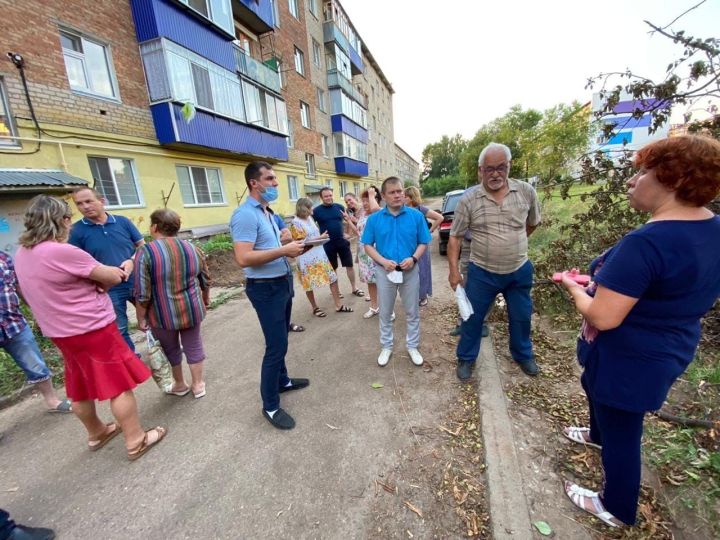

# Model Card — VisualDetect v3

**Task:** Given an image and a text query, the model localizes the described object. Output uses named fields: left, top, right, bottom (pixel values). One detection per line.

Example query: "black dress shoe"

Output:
left=263, top=408, right=295, bottom=430
left=279, top=378, right=310, bottom=393
left=9, top=525, right=56, bottom=540
left=519, top=359, right=540, bottom=376
left=456, top=361, right=473, bottom=380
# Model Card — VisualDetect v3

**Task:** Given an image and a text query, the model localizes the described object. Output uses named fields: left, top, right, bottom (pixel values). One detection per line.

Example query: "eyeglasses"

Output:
left=481, top=164, right=508, bottom=174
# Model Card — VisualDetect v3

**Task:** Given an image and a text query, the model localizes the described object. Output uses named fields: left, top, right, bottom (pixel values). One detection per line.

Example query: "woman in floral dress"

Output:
left=290, top=198, right=353, bottom=317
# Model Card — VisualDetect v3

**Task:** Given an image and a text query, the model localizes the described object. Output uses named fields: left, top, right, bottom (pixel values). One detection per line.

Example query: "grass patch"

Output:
left=201, top=234, right=233, bottom=254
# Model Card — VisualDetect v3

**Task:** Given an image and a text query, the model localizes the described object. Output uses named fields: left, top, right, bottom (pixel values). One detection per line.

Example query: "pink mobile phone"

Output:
left=553, top=271, right=591, bottom=286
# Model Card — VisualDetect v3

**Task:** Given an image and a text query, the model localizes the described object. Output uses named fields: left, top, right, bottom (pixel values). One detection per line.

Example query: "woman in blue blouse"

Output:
left=560, top=135, right=720, bottom=527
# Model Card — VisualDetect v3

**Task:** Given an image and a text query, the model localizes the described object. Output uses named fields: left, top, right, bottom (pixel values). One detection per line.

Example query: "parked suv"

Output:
left=438, top=189, right=465, bottom=255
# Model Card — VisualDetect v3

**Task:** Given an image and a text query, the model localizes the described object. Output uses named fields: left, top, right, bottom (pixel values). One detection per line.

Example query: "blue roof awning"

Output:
left=0, top=169, right=89, bottom=191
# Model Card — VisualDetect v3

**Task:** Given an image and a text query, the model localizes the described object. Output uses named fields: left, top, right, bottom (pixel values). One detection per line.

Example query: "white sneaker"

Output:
left=407, top=348, right=424, bottom=366
left=390, top=312, right=396, bottom=322
left=377, top=348, right=392, bottom=366
left=363, top=307, right=379, bottom=319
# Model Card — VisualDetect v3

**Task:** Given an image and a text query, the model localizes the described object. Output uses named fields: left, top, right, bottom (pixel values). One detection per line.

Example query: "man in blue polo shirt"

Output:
left=362, top=177, right=432, bottom=367
left=312, top=187, right=364, bottom=297
left=69, top=187, right=144, bottom=352
left=231, top=161, right=308, bottom=430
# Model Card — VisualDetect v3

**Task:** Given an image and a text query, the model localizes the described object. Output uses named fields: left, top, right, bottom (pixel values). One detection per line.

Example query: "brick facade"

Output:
left=0, top=0, right=155, bottom=140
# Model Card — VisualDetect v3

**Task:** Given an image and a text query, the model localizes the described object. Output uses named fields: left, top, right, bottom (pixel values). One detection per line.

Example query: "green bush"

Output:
left=202, top=234, right=233, bottom=254
left=420, top=176, right=469, bottom=197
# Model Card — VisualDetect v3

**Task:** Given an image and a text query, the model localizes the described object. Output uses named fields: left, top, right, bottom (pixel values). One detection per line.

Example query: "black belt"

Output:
left=246, top=274, right=290, bottom=284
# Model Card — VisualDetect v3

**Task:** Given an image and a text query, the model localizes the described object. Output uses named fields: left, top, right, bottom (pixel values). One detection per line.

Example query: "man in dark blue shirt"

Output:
left=69, top=187, right=144, bottom=352
left=312, top=187, right=364, bottom=297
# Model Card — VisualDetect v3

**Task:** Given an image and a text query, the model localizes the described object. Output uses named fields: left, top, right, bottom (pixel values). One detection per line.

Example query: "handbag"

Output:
left=142, top=330, right=173, bottom=392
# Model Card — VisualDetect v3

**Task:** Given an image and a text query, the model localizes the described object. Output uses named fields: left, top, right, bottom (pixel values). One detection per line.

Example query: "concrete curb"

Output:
left=477, top=333, right=534, bottom=539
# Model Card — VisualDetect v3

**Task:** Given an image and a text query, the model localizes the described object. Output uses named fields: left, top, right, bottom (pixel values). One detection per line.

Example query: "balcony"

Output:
left=233, top=45, right=281, bottom=94
left=331, top=114, right=368, bottom=143
left=327, top=69, right=365, bottom=107
left=323, top=21, right=364, bottom=75
left=334, top=157, right=368, bottom=177
left=232, top=0, right=274, bottom=34
left=151, top=102, right=288, bottom=161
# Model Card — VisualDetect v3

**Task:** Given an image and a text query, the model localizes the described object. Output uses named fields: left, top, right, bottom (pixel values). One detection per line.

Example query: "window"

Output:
left=305, top=153, right=316, bottom=177
left=176, top=165, right=226, bottom=205
left=293, top=47, right=305, bottom=76
left=300, top=101, right=311, bottom=128
left=87, top=157, right=142, bottom=207
left=340, top=181, right=348, bottom=196
left=271, top=0, right=280, bottom=26
left=316, top=87, right=326, bottom=112
left=0, top=78, right=18, bottom=146
left=140, top=39, right=288, bottom=134
left=324, top=178, right=333, bottom=188
left=334, top=132, right=368, bottom=162
left=353, top=182, right=360, bottom=195
left=60, top=30, right=117, bottom=99
left=308, top=0, right=319, bottom=17
left=321, top=134, right=329, bottom=156
left=287, top=175, right=299, bottom=200
left=289, top=0, right=299, bottom=18
left=178, top=0, right=233, bottom=33
left=312, top=39, right=322, bottom=67
left=287, top=119, right=294, bottom=147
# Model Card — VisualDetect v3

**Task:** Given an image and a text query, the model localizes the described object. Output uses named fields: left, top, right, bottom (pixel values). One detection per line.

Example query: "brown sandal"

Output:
left=127, top=426, right=167, bottom=461
left=88, top=423, right=121, bottom=452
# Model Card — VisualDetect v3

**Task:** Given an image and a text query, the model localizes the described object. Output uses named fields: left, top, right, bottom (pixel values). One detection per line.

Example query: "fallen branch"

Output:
left=654, top=409, right=719, bottom=429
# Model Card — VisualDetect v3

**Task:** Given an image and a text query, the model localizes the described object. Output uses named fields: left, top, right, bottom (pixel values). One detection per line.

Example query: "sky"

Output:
left=340, top=0, right=720, bottom=163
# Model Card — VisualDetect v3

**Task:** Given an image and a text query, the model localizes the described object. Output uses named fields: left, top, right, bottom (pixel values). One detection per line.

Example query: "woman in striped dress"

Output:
left=135, top=209, right=211, bottom=399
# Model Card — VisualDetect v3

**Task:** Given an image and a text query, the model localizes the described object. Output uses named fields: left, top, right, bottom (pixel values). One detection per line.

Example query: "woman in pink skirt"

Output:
left=14, top=195, right=166, bottom=461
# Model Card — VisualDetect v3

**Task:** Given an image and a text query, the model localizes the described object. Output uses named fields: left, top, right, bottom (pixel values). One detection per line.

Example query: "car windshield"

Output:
left=443, top=193, right=463, bottom=213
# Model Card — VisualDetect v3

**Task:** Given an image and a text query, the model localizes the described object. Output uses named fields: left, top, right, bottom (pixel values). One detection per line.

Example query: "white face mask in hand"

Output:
left=387, top=270, right=403, bottom=284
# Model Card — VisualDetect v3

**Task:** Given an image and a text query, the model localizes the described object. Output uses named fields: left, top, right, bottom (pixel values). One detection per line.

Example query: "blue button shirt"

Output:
left=69, top=214, right=143, bottom=267
left=230, top=198, right=290, bottom=279
left=361, top=206, right=432, bottom=262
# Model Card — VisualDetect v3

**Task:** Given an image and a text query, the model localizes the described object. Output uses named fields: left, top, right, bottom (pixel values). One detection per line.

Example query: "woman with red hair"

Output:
left=560, top=135, right=720, bottom=527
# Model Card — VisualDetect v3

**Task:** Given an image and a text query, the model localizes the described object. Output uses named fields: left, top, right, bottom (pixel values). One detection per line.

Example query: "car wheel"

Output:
left=439, top=241, right=447, bottom=256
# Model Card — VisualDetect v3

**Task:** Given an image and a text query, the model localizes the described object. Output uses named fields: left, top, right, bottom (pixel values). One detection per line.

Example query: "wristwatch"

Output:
left=411, top=255, right=418, bottom=264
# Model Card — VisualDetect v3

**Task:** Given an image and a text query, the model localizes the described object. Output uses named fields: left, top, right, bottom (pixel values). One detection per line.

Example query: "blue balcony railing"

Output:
left=327, top=69, right=365, bottom=107
left=233, top=45, right=281, bottom=94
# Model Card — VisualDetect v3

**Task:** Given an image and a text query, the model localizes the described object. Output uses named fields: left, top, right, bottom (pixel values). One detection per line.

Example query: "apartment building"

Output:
left=0, top=0, right=403, bottom=252
left=394, top=144, right=420, bottom=187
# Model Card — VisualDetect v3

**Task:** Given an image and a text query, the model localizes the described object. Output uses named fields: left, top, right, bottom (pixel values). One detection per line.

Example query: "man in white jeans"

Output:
left=361, top=177, right=432, bottom=367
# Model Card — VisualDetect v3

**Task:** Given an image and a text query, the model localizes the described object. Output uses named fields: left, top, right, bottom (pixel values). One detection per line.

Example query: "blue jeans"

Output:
left=0, top=509, right=15, bottom=540
left=1, top=325, right=51, bottom=383
left=245, top=274, right=293, bottom=411
left=457, top=260, right=535, bottom=365
left=109, top=282, right=135, bottom=352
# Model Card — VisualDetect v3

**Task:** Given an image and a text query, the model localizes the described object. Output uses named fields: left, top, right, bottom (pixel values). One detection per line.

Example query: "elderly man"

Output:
left=69, top=187, right=144, bottom=352
left=231, top=161, right=308, bottom=430
left=448, top=143, right=541, bottom=380
left=362, top=176, right=432, bottom=367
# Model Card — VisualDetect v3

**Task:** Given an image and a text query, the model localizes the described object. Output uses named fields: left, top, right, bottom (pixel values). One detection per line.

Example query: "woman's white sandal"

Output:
left=563, top=481, right=622, bottom=528
left=563, top=426, right=602, bottom=449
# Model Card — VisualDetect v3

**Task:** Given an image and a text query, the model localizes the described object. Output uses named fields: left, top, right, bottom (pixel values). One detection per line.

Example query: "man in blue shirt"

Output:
left=69, top=187, right=144, bottom=352
left=231, top=161, right=308, bottom=430
left=312, top=188, right=364, bottom=297
left=362, top=177, right=432, bottom=367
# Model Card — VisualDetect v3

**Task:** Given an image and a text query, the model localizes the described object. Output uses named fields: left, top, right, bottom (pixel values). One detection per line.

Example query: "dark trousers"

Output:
left=582, top=375, right=645, bottom=525
left=0, top=509, right=15, bottom=540
left=245, top=275, right=293, bottom=411
left=457, top=260, right=534, bottom=364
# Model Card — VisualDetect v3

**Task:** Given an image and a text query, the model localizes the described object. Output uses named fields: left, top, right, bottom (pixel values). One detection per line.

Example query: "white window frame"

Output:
left=175, top=165, right=227, bottom=206
left=294, top=47, right=305, bottom=76
left=87, top=156, right=144, bottom=209
left=339, top=181, right=348, bottom=197
left=287, top=119, right=294, bottom=147
left=288, top=0, right=299, bottom=19
left=305, top=153, right=316, bottom=178
left=308, top=0, right=319, bottom=18
left=312, top=39, right=322, bottom=67
left=60, top=29, right=119, bottom=101
left=271, top=0, right=280, bottom=27
left=353, top=182, right=360, bottom=196
left=300, top=101, right=311, bottom=128
left=178, top=0, right=234, bottom=34
left=287, top=175, right=299, bottom=201
left=316, top=87, right=326, bottom=113
left=321, top=134, right=330, bottom=157
left=0, top=77, right=19, bottom=147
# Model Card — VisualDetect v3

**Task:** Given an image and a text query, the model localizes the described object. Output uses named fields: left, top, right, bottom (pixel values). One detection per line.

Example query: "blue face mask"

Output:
left=260, top=186, right=278, bottom=203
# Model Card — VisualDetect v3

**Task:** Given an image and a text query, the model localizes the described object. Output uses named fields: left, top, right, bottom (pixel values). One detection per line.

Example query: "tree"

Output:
left=420, top=134, right=467, bottom=179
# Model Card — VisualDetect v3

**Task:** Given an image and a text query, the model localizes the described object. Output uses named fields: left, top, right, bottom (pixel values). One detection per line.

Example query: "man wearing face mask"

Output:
left=231, top=161, right=308, bottom=430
